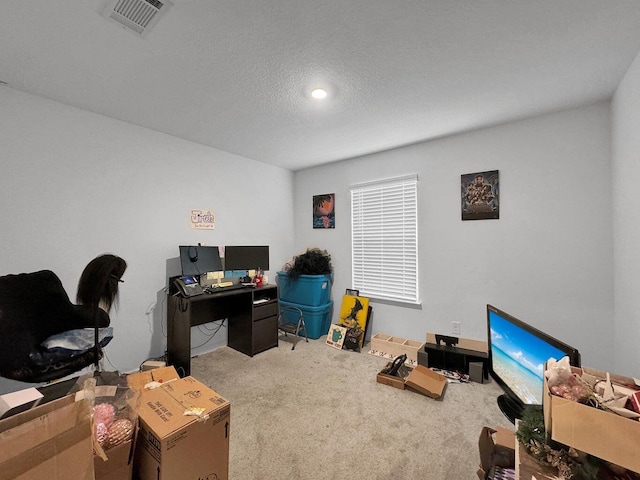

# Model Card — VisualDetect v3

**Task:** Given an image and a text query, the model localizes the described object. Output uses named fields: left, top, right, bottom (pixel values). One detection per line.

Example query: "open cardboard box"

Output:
left=0, top=394, right=94, bottom=479
left=94, top=437, right=136, bottom=480
left=376, top=363, right=447, bottom=399
left=476, top=426, right=515, bottom=480
left=128, top=369, right=231, bottom=480
left=543, top=363, right=640, bottom=473
left=88, top=380, right=141, bottom=480
left=126, top=365, right=180, bottom=392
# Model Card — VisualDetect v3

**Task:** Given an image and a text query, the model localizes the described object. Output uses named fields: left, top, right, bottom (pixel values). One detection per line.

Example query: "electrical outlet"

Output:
left=452, top=321, right=461, bottom=335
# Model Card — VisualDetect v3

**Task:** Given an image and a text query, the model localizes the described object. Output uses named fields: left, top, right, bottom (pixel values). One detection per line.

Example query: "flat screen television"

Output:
left=487, top=304, right=581, bottom=423
left=224, top=245, right=269, bottom=272
left=179, top=245, right=223, bottom=278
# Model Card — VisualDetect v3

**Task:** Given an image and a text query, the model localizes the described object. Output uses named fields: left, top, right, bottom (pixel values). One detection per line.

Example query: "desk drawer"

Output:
left=253, top=315, right=277, bottom=353
left=253, top=302, right=278, bottom=321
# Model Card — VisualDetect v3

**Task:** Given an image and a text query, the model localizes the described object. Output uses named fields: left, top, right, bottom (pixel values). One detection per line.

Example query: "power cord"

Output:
left=191, top=319, right=226, bottom=350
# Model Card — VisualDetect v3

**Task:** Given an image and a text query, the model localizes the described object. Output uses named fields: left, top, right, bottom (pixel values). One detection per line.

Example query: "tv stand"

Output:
left=421, top=341, right=489, bottom=380
left=497, top=393, right=523, bottom=424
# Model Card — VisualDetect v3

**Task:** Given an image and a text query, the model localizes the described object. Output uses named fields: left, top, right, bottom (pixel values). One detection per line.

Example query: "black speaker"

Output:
left=417, top=349, right=428, bottom=367
left=469, top=361, right=485, bottom=384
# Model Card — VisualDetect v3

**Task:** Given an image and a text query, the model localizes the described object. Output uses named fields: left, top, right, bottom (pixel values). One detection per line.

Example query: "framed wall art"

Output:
left=313, top=193, right=335, bottom=229
left=461, top=170, right=499, bottom=220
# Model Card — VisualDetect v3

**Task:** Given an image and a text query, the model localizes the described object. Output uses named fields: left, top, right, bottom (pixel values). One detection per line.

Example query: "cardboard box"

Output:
left=476, top=426, right=515, bottom=480
left=376, top=364, right=447, bottom=399
left=405, top=365, right=448, bottom=399
left=91, top=385, right=139, bottom=480
left=515, top=438, right=558, bottom=480
left=376, top=362, right=412, bottom=390
left=94, top=438, right=135, bottom=480
left=0, top=394, right=94, bottom=480
left=133, top=375, right=231, bottom=480
left=67, top=374, right=142, bottom=480
left=126, top=365, right=180, bottom=392
left=543, top=364, right=640, bottom=473
left=370, top=333, right=425, bottom=363
left=0, top=387, right=43, bottom=420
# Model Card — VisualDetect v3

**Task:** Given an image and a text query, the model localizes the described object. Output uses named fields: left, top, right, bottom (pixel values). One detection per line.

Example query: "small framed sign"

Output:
left=190, top=209, right=215, bottom=230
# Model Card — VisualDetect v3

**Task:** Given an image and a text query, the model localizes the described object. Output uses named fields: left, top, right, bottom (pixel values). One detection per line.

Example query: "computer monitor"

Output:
left=224, top=246, right=269, bottom=271
left=179, top=245, right=223, bottom=278
left=487, top=304, right=580, bottom=423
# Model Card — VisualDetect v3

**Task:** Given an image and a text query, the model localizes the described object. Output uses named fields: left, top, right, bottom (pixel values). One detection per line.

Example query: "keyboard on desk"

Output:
left=205, top=283, right=247, bottom=293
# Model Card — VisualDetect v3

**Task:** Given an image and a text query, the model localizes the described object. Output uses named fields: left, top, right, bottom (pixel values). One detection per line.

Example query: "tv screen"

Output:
left=487, top=304, right=580, bottom=423
left=224, top=246, right=269, bottom=272
left=179, top=245, right=223, bottom=277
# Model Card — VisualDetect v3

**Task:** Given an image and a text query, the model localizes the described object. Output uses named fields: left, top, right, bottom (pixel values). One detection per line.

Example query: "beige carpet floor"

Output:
left=191, top=334, right=514, bottom=480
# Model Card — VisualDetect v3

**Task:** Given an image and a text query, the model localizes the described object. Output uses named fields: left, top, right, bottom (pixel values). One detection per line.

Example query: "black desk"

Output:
left=167, top=284, right=278, bottom=376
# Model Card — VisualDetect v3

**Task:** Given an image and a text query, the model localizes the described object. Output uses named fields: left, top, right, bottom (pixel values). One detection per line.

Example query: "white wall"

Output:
left=0, top=86, right=294, bottom=392
left=294, top=103, right=614, bottom=371
left=612, top=49, right=640, bottom=377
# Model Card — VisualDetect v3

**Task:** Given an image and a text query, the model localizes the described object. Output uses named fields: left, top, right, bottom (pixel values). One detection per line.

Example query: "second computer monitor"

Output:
left=224, top=246, right=269, bottom=271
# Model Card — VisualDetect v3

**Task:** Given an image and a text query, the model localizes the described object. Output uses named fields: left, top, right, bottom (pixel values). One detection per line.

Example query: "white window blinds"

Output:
left=350, top=174, right=419, bottom=304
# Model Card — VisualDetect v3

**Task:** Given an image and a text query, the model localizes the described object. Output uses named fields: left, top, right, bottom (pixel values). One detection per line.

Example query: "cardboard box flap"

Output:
left=94, top=438, right=134, bottom=480
left=478, top=426, right=515, bottom=473
left=405, top=365, right=447, bottom=399
left=0, top=396, right=86, bottom=456
left=0, top=395, right=93, bottom=480
left=0, top=394, right=75, bottom=433
left=127, top=366, right=180, bottom=392
left=138, top=376, right=230, bottom=439
left=581, top=365, right=637, bottom=388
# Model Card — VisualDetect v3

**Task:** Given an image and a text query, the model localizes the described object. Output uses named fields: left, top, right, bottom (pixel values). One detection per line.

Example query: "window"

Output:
left=350, top=174, right=418, bottom=304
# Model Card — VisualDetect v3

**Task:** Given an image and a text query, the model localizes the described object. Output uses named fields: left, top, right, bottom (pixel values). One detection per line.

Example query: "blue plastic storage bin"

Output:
left=278, top=299, right=333, bottom=340
left=276, top=272, right=333, bottom=306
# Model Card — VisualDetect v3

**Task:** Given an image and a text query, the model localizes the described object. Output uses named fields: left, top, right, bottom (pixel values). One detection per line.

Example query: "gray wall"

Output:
left=294, top=102, right=614, bottom=371
left=0, top=87, right=295, bottom=392
left=612, top=48, right=640, bottom=377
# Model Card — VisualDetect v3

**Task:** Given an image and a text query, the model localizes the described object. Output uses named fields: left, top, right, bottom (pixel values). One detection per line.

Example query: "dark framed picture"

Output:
left=461, top=170, right=499, bottom=220
left=313, top=193, right=335, bottom=229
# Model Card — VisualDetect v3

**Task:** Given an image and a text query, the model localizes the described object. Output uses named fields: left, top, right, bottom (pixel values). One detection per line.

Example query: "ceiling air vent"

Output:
left=101, top=0, right=173, bottom=37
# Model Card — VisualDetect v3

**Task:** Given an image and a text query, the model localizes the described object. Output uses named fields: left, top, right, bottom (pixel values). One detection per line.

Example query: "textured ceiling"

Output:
left=2, top=1, right=640, bottom=171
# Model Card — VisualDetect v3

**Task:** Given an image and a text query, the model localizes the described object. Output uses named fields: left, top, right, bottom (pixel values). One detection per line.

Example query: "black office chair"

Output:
left=277, top=305, right=308, bottom=350
left=0, top=270, right=111, bottom=383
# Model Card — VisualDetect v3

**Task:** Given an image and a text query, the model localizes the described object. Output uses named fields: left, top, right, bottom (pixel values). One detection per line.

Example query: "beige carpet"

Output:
left=191, top=334, right=514, bottom=480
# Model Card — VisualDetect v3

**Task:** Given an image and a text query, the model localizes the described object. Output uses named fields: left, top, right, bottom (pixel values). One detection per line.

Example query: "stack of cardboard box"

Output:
left=0, top=366, right=231, bottom=480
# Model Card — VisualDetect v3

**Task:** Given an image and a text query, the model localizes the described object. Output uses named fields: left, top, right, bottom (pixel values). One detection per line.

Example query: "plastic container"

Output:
left=278, top=299, right=334, bottom=340
left=276, top=271, right=333, bottom=306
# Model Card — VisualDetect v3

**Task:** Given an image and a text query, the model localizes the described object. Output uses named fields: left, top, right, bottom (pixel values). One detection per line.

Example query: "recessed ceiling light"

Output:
left=311, top=88, right=328, bottom=99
